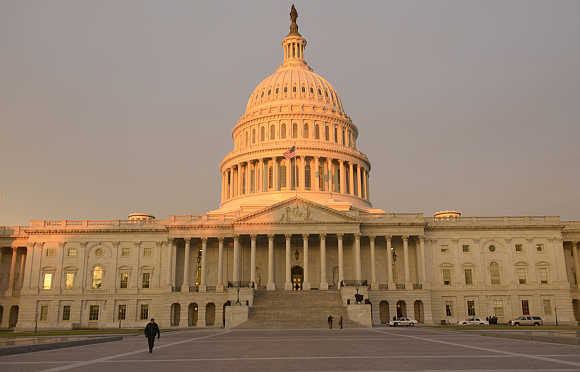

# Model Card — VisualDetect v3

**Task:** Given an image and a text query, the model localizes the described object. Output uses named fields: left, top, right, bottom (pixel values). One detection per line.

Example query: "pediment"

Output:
left=234, top=197, right=356, bottom=225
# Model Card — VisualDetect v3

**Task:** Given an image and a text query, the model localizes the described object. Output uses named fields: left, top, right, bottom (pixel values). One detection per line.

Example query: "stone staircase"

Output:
left=236, top=289, right=361, bottom=329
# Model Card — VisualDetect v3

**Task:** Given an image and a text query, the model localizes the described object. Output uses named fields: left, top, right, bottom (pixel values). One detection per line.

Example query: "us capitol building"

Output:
left=1, top=7, right=579, bottom=329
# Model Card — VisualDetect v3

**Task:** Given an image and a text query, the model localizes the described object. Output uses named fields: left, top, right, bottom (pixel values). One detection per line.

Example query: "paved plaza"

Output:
left=0, top=327, right=579, bottom=372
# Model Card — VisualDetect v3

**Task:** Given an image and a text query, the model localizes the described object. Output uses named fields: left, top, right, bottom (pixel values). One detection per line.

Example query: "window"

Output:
left=517, top=268, right=527, bottom=284
left=293, top=86, right=296, bottom=92
left=304, top=164, right=311, bottom=190
left=440, top=245, right=449, bottom=254
left=142, top=272, right=151, bottom=289
left=40, top=305, right=48, bottom=321
left=42, top=273, right=53, bottom=290
left=515, top=244, right=523, bottom=253
left=67, top=247, right=77, bottom=256
left=267, top=89, right=271, bottom=96
left=275, top=87, right=279, bottom=94
left=250, top=169, right=255, bottom=193
left=341, top=129, right=345, bottom=145
left=121, top=247, right=130, bottom=257
left=310, top=87, right=314, bottom=94
left=89, top=305, right=99, bottom=321
left=303, top=123, right=309, bottom=138
left=467, top=300, right=476, bottom=316
left=314, top=124, right=320, bottom=139
left=140, top=304, right=149, bottom=320
left=65, top=272, right=75, bottom=289
left=462, top=245, right=470, bottom=253
left=301, top=86, right=305, bottom=93
left=493, top=299, right=504, bottom=316
left=442, top=269, right=451, bottom=286
left=324, top=126, right=329, bottom=141
left=464, top=268, right=473, bottom=286
left=543, top=299, right=552, bottom=315
left=490, top=262, right=500, bottom=285
left=270, top=125, right=275, bottom=139
left=62, top=305, right=71, bottom=321
left=334, top=126, right=338, bottom=143
left=284, top=87, right=287, bottom=93
left=445, top=302, right=453, bottom=317
left=268, top=166, right=273, bottom=189
left=143, top=247, right=152, bottom=257
left=252, top=128, right=256, bottom=143
left=45, top=248, right=55, bottom=257
left=118, top=304, right=127, bottom=321
left=260, top=126, right=265, bottom=141
left=279, top=165, right=287, bottom=188
left=281, top=123, right=286, bottom=139
left=292, top=123, right=298, bottom=138
left=539, top=268, right=548, bottom=284
left=92, top=266, right=103, bottom=289
left=120, top=272, right=129, bottom=289
left=318, top=88, right=322, bottom=95
left=489, top=245, right=496, bottom=252
left=536, top=243, right=544, bottom=252
left=521, top=300, right=530, bottom=315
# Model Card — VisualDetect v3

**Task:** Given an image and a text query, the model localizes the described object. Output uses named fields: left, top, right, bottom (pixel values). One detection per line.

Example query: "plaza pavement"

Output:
left=0, top=327, right=579, bottom=372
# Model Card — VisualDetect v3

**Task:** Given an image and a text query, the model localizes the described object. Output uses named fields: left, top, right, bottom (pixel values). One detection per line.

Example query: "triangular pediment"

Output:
left=234, top=197, right=357, bottom=225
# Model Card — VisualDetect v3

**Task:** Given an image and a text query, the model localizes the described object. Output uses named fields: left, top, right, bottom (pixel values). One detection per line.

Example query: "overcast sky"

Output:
left=1, top=0, right=579, bottom=226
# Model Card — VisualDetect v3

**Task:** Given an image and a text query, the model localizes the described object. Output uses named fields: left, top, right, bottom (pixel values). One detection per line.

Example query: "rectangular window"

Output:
left=440, top=245, right=449, bottom=254
left=536, top=243, right=544, bottom=252
left=543, top=299, right=552, bottom=315
left=140, top=304, right=149, bottom=320
left=43, top=273, right=53, bottom=290
left=467, top=300, right=476, bottom=316
left=118, top=304, right=127, bottom=321
left=67, top=247, right=77, bottom=256
left=142, top=273, right=151, bottom=289
left=462, top=244, right=470, bottom=253
left=62, top=305, right=71, bottom=321
left=442, top=269, right=451, bottom=286
left=304, top=165, right=311, bottom=190
left=521, top=300, right=530, bottom=315
left=518, top=268, right=527, bottom=284
left=515, top=244, right=523, bottom=253
left=65, top=272, right=75, bottom=289
left=268, top=166, right=273, bottom=189
left=324, top=126, right=329, bottom=141
left=39, top=305, right=48, bottom=321
left=445, top=302, right=453, bottom=317
left=334, top=126, right=338, bottom=143
left=120, top=272, right=129, bottom=289
left=89, top=305, right=99, bottom=321
left=121, top=247, right=131, bottom=257
left=279, top=165, right=286, bottom=188
left=143, top=247, right=152, bottom=257
left=250, top=169, right=255, bottom=193
left=464, top=268, right=473, bottom=286
left=539, top=268, right=548, bottom=284
left=493, top=299, right=504, bottom=317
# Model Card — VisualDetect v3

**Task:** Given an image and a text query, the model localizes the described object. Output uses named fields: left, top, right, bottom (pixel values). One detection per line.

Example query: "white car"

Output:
left=457, top=318, right=489, bottom=326
left=388, top=317, right=418, bottom=327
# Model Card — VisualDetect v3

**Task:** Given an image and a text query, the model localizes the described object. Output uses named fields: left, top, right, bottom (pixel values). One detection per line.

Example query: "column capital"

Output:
left=368, top=234, right=376, bottom=240
left=336, top=233, right=344, bottom=238
left=385, top=234, right=392, bottom=240
left=111, top=241, right=121, bottom=248
left=320, top=233, right=327, bottom=239
left=402, top=235, right=409, bottom=241
left=302, top=234, right=309, bottom=239
left=217, top=237, right=224, bottom=243
left=250, top=234, right=257, bottom=240
left=268, top=234, right=275, bottom=240
left=201, top=237, right=208, bottom=243
left=284, top=234, right=291, bottom=240
left=354, top=233, right=361, bottom=239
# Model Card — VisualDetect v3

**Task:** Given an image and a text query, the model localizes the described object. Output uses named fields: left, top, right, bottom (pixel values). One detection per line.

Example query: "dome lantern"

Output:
left=280, top=5, right=309, bottom=71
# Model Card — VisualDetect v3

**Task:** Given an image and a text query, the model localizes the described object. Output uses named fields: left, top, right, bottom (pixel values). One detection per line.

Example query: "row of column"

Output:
left=172, top=234, right=425, bottom=292
left=3, top=247, right=26, bottom=297
left=221, top=156, right=370, bottom=201
left=568, top=241, right=580, bottom=287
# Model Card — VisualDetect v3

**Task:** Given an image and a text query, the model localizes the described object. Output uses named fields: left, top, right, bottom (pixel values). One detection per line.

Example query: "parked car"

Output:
left=509, top=316, right=543, bottom=326
left=457, top=318, right=489, bottom=326
left=388, top=317, right=418, bottom=327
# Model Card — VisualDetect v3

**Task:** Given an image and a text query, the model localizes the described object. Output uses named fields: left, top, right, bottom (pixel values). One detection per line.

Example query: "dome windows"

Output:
left=292, top=123, right=298, bottom=138
left=260, top=127, right=265, bottom=141
left=261, top=91, right=264, bottom=98
left=310, top=87, right=314, bottom=94
left=301, top=87, right=305, bottom=93
left=314, top=124, right=320, bottom=139
left=303, top=123, right=309, bottom=138
left=268, top=89, right=271, bottom=96
left=270, top=125, right=275, bottom=140
left=284, top=87, right=288, bottom=93
left=280, top=123, right=287, bottom=139
left=325, top=90, right=328, bottom=97
left=276, top=88, right=279, bottom=94
left=293, top=86, right=296, bottom=93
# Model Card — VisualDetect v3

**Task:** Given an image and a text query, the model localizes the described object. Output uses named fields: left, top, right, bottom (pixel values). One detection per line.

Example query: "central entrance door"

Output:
left=291, top=265, right=304, bottom=291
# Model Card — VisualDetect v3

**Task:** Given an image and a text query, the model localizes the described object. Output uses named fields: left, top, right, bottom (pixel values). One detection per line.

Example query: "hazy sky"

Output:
left=1, top=0, right=579, bottom=226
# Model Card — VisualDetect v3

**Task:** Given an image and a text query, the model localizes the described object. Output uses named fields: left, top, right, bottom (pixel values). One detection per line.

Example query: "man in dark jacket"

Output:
left=144, top=318, right=160, bottom=353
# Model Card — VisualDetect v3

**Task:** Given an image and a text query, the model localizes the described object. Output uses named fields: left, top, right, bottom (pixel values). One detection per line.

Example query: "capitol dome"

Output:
left=217, top=5, right=373, bottom=213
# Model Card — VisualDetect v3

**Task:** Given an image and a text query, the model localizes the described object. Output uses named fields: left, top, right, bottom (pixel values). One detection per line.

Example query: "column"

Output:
left=18, top=249, right=26, bottom=289
left=403, top=235, right=410, bottom=288
left=386, top=236, right=394, bottom=288
left=349, top=162, right=354, bottom=195
left=181, top=238, right=191, bottom=292
left=239, top=163, right=244, bottom=196
left=361, top=168, right=367, bottom=199
left=258, top=158, right=263, bottom=192
left=338, top=234, right=344, bottom=286
left=314, top=157, right=320, bottom=192
left=7, top=247, right=18, bottom=296
left=229, top=169, right=233, bottom=199
left=419, top=236, right=426, bottom=287
left=572, top=241, right=580, bottom=287
left=267, top=235, right=275, bottom=290
left=299, top=156, right=305, bottom=190
left=217, top=238, right=224, bottom=292
left=286, top=158, right=291, bottom=189
left=169, top=239, right=176, bottom=289
left=285, top=235, right=292, bottom=290
left=233, top=235, right=240, bottom=283
left=22, top=243, right=35, bottom=291
left=366, top=170, right=370, bottom=201
left=354, top=234, right=362, bottom=283
left=320, top=234, right=328, bottom=290
left=199, top=238, right=207, bottom=292
left=370, top=235, right=377, bottom=289
left=303, top=234, right=311, bottom=290
left=250, top=235, right=257, bottom=287
left=272, top=157, right=278, bottom=190
left=339, top=160, right=345, bottom=194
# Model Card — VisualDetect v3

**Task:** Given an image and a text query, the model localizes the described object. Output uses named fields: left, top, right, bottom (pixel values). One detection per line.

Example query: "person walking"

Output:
left=328, top=315, right=334, bottom=329
left=144, top=318, right=160, bottom=353
left=339, top=316, right=343, bottom=329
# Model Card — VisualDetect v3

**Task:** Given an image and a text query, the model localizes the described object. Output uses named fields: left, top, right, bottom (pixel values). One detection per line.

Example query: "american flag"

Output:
left=283, top=146, right=296, bottom=159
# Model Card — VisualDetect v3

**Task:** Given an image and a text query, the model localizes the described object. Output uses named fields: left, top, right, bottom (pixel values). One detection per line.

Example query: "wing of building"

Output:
left=1, top=6, right=580, bottom=329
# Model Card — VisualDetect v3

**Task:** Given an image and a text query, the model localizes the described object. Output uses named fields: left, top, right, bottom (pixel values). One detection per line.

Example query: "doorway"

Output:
left=9, top=305, right=19, bottom=328
left=291, top=265, right=304, bottom=291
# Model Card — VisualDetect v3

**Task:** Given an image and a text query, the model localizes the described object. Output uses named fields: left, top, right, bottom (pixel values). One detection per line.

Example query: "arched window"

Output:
left=304, top=163, right=311, bottom=190
left=314, top=124, right=320, bottom=139
left=252, top=129, right=256, bottom=144
left=260, top=127, right=265, bottom=141
left=303, top=123, right=309, bottom=138
left=292, top=123, right=298, bottom=138
left=324, top=126, right=329, bottom=141
left=281, top=123, right=287, bottom=139
left=92, top=266, right=103, bottom=289
left=245, top=132, right=248, bottom=147
left=490, top=262, right=501, bottom=285
left=270, top=125, right=275, bottom=140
